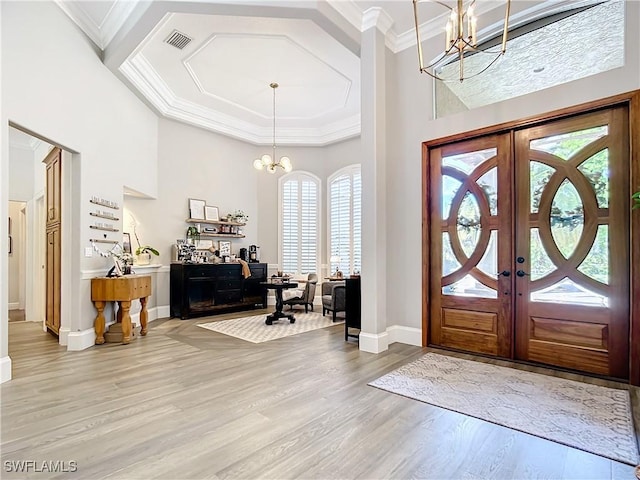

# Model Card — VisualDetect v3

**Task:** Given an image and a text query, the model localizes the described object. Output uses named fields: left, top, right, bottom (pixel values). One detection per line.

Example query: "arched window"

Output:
left=279, top=172, right=320, bottom=274
left=328, top=165, right=361, bottom=276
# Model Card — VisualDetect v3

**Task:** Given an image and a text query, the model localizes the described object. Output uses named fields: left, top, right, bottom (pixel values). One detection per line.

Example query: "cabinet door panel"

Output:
left=46, top=228, right=61, bottom=333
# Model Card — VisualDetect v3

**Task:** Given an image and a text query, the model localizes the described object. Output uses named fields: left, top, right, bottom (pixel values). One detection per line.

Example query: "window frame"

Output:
left=327, top=164, right=361, bottom=276
left=278, top=171, right=322, bottom=275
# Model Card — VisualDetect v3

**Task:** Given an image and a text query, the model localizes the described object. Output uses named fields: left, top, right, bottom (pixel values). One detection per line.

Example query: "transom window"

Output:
left=435, top=0, right=625, bottom=118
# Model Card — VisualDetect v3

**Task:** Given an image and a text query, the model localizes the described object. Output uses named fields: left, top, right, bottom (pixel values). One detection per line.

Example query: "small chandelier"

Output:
left=253, top=82, right=293, bottom=174
left=413, top=0, right=511, bottom=82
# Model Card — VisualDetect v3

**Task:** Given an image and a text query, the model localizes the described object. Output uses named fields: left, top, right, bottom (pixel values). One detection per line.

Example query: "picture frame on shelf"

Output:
left=195, top=239, right=214, bottom=250
left=205, top=205, right=220, bottom=222
left=219, top=240, right=231, bottom=257
left=122, top=233, right=132, bottom=254
left=189, top=198, right=206, bottom=220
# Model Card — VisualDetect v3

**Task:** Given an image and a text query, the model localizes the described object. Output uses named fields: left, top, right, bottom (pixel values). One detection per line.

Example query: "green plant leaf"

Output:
left=632, top=190, right=640, bottom=209
left=136, top=246, right=159, bottom=256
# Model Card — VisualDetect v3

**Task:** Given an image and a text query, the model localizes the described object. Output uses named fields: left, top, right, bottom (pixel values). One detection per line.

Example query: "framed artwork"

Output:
left=205, top=205, right=220, bottom=222
left=195, top=239, right=214, bottom=250
left=188, top=198, right=206, bottom=220
left=122, top=233, right=132, bottom=254
left=218, top=240, right=231, bottom=257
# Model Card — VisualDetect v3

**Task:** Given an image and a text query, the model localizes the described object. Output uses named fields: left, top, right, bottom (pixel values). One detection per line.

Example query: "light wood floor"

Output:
left=8, top=309, right=25, bottom=322
left=2, top=310, right=638, bottom=480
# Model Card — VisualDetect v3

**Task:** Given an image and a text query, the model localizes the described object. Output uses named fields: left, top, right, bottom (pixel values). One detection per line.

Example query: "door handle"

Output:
left=497, top=270, right=511, bottom=277
left=516, top=270, right=529, bottom=277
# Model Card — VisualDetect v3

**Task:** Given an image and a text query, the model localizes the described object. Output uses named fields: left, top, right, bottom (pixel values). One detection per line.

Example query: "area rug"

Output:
left=197, top=312, right=343, bottom=343
left=369, top=353, right=639, bottom=465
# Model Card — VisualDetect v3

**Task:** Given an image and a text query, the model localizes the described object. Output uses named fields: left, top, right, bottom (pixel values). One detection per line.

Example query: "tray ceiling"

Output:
left=54, top=0, right=600, bottom=146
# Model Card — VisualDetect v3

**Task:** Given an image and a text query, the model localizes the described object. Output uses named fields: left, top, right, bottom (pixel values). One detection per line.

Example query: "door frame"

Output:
left=422, top=90, right=640, bottom=386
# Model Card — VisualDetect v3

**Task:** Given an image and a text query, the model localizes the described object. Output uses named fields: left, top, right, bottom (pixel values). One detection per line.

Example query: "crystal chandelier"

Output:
left=253, top=82, right=293, bottom=174
left=413, top=0, right=511, bottom=82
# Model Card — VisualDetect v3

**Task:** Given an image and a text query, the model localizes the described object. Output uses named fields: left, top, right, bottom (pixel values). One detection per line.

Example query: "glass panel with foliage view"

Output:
left=435, top=1, right=624, bottom=118
left=528, top=127, right=610, bottom=307
left=441, top=149, right=498, bottom=299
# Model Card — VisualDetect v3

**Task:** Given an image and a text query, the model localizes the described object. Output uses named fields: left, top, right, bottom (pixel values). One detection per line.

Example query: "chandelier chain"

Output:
left=253, top=82, right=292, bottom=173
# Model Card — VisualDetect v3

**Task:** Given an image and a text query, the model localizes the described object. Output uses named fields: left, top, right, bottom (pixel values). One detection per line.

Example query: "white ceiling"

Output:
left=54, top=0, right=601, bottom=146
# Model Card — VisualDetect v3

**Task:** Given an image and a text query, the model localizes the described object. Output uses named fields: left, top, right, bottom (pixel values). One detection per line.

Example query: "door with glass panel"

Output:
left=428, top=106, right=630, bottom=378
left=429, top=135, right=513, bottom=358
left=514, top=107, right=629, bottom=378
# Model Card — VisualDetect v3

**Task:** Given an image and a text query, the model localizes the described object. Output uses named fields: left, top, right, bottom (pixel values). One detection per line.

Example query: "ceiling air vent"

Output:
left=165, top=30, right=192, bottom=50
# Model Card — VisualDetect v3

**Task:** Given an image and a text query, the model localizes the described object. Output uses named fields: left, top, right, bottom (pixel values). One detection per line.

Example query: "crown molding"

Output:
left=54, top=0, right=102, bottom=48
left=362, top=7, right=394, bottom=35
left=327, top=0, right=362, bottom=33
left=121, top=54, right=360, bottom=146
left=101, top=1, right=140, bottom=48
left=54, top=0, right=140, bottom=49
left=120, top=55, right=175, bottom=114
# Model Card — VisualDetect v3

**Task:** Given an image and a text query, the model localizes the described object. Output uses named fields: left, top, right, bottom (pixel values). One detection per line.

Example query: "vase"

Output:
left=136, top=253, right=151, bottom=265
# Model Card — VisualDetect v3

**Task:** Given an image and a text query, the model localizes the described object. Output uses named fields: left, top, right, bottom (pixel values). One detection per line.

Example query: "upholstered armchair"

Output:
left=283, top=273, right=318, bottom=313
left=321, top=281, right=346, bottom=322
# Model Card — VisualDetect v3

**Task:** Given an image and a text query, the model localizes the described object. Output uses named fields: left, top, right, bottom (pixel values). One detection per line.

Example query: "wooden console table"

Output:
left=91, top=275, right=151, bottom=344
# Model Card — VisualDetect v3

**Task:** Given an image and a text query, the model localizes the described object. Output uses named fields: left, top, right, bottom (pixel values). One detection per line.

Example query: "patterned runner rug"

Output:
left=369, top=352, right=639, bottom=465
left=197, top=312, right=342, bottom=343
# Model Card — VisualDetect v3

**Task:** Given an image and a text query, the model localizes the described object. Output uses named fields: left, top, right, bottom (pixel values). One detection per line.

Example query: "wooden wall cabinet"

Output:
left=170, top=263, right=267, bottom=319
left=44, top=147, right=62, bottom=334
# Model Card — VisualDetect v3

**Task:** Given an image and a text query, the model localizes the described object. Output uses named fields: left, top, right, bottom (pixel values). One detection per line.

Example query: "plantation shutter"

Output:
left=281, top=173, right=319, bottom=274
left=329, top=166, right=361, bottom=275
left=352, top=170, right=361, bottom=272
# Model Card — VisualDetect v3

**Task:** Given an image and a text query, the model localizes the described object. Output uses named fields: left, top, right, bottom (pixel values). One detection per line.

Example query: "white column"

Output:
left=359, top=8, right=393, bottom=353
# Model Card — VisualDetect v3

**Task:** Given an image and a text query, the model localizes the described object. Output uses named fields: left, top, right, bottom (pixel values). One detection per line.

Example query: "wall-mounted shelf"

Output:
left=90, top=238, right=119, bottom=244
left=90, top=212, right=120, bottom=221
left=186, top=218, right=245, bottom=238
left=185, top=218, right=246, bottom=226
left=198, top=233, right=246, bottom=239
left=90, top=225, right=119, bottom=232
left=90, top=198, right=119, bottom=210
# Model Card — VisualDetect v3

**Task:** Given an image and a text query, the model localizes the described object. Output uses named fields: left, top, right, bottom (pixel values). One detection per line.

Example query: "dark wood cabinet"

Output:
left=345, top=277, right=361, bottom=341
left=170, top=263, right=267, bottom=319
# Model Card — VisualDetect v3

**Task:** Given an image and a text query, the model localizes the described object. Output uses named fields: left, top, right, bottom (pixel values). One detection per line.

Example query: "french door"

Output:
left=428, top=106, right=630, bottom=379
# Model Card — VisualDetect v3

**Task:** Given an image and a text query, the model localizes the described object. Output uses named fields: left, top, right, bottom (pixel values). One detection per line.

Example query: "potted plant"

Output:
left=133, top=230, right=159, bottom=265
left=633, top=189, right=640, bottom=210
left=186, top=225, right=200, bottom=245
left=227, top=210, right=249, bottom=223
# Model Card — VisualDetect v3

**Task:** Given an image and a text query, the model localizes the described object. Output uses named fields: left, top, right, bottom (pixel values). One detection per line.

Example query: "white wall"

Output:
left=1, top=0, right=159, bottom=366
left=124, top=119, right=361, bottom=311
left=385, top=1, right=640, bottom=333
left=8, top=145, right=33, bottom=202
